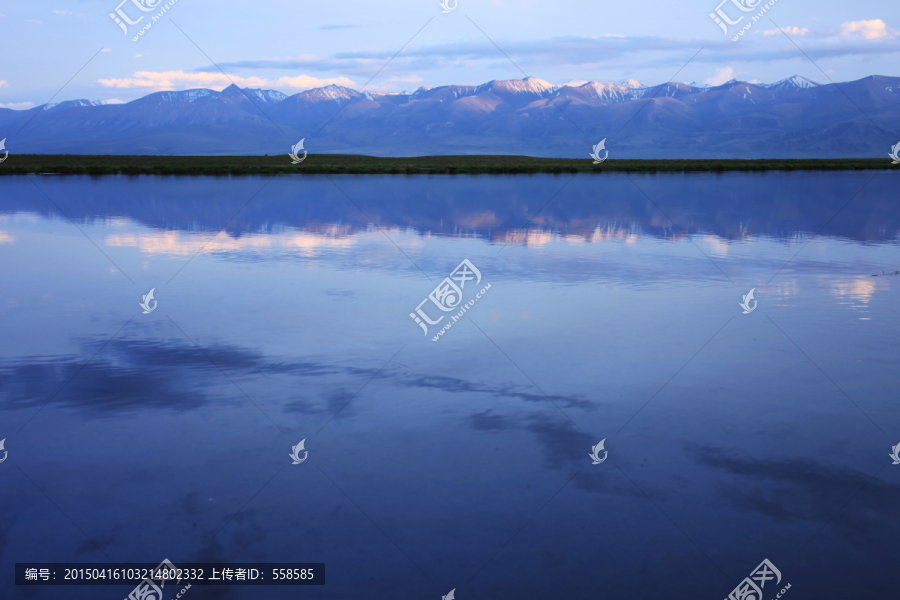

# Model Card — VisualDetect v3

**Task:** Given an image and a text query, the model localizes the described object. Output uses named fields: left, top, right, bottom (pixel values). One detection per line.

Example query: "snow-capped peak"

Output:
left=617, top=78, right=644, bottom=89
left=559, top=79, right=589, bottom=88
left=410, top=86, right=433, bottom=99
left=241, top=88, right=288, bottom=104
left=487, top=77, right=555, bottom=95
left=43, top=99, right=114, bottom=110
left=301, top=84, right=359, bottom=101
left=759, top=75, right=820, bottom=90
left=153, top=89, right=216, bottom=103
left=573, top=81, right=648, bottom=103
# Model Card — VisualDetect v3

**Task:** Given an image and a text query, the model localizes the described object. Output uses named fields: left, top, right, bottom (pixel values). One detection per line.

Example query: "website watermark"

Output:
left=740, top=288, right=757, bottom=314
left=109, top=0, right=180, bottom=42
left=124, top=559, right=189, bottom=600
left=709, top=0, right=778, bottom=41
left=589, top=439, right=608, bottom=464
left=289, top=139, right=307, bottom=164
left=0, top=138, right=8, bottom=164
left=140, top=288, right=157, bottom=314
left=590, top=139, right=608, bottom=164
left=409, top=259, right=490, bottom=342
left=725, top=559, right=789, bottom=600
left=290, top=439, right=308, bottom=464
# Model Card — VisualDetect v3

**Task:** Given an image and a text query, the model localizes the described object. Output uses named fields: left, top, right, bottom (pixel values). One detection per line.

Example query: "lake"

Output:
left=1, top=172, right=898, bottom=599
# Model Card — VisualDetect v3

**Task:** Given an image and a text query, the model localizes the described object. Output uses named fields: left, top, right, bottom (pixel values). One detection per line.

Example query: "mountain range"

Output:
left=1, top=75, right=898, bottom=158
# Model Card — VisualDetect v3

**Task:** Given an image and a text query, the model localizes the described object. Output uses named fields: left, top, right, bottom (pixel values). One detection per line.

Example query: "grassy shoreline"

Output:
left=0, top=154, right=895, bottom=175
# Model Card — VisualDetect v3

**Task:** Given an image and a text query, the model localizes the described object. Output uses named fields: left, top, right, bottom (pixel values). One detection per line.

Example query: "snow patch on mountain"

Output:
left=300, top=84, right=359, bottom=102
left=576, top=81, right=647, bottom=103
left=241, top=88, right=288, bottom=105
left=153, top=89, right=217, bottom=103
left=617, top=78, right=644, bottom=89
left=759, top=75, right=820, bottom=90
left=43, top=99, right=112, bottom=110
left=477, top=77, right=555, bottom=96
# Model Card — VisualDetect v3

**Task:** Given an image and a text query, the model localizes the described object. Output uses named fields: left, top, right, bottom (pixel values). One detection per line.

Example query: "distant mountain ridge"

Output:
left=758, top=75, right=820, bottom=90
left=1, top=74, right=898, bottom=158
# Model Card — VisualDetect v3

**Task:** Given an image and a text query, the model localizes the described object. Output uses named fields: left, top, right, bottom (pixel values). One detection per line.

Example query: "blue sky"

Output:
left=1, top=0, right=898, bottom=108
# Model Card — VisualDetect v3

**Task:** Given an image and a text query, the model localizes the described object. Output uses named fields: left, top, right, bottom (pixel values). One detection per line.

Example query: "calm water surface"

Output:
left=1, top=172, right=899, bottom=599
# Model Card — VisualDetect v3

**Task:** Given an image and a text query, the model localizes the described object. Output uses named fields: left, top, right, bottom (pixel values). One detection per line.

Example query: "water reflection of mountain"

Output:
left=1, top=172, right=897, bottom=243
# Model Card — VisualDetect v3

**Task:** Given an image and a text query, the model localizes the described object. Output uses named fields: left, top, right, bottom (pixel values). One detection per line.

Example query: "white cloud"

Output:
left=761, top=26, right=809, bottom=36
left=705, top=67, right=734, bottom=86
left=134, top=54, right=143, bottom=58
left=101, top=48, right=111, bottom=52
left=28, top=20, right=45, bottom=24
left=274, top=75, right=356, bottom=90
left=838, top=19, right=895, bottom=39
left=387, top=75, right=424, bottom=84
left=0, top=102, right=35, bottom=110
left=0, top=80, right=6, bottom=88
left=98, top=70, right=355, bottom=92
left=98, top=71, right=273, bottom=91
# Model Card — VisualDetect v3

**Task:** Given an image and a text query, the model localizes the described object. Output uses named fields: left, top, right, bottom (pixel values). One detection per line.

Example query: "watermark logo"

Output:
left=110, top=0, right=160, bottom=35
left=290, top=439, right=308, bottom=464
left=140, top=288, right=157, bottom=314
left=710, top=0, right=757, bottom=35
left=890, top=443, right=900, bottom=465
left=725, top=559, right=789, bottom=600
left=0, top=138, right=8, bottom=164
left=589, top=439, right=608, bottom=464
left=126, top=558, right=185, bottom=600
left=442, top=589, right=456, bottom=600
left=110, top=0, right=179, bottom=41
left=890, top=142, right=900, bottom=165
left=711, top=0, right=778, bottom=41
left=289, top=139, right=307, bottom=164
left=439, top=0, right=458, bottom=13
left=590, top=139, right=608, bottom=164
left=740, top=288, right=757, bottom=314
left=0, top=439, right=7, bottom=464
left=409, top=259, right=491, bottom=342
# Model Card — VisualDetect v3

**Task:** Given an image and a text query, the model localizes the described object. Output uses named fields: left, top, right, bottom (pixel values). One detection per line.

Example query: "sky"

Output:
left=0, top=0, right=898, bottom=108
